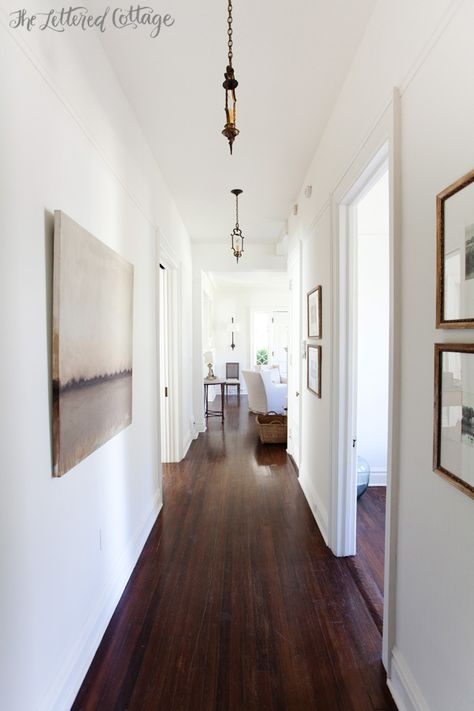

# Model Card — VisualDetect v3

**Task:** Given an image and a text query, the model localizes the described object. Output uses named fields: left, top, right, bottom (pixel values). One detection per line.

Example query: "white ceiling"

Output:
left=98, top=0, right=376, bottom=243
left=210, top=270, right=288, bottom=291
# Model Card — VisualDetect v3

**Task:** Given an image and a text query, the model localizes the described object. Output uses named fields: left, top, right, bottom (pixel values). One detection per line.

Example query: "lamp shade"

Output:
left=203, top=350, right=214, bottom=364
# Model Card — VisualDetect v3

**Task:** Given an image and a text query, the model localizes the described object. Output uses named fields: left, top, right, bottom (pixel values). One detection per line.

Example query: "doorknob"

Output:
left=296, top=391, right=300, bottom=397
left=352, top=438, right=357, bottom=448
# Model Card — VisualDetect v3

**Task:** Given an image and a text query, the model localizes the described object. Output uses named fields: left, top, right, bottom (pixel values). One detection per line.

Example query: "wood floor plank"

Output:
left=344, top=487, right=387, bottom=634
left=72, top=396, right=396, bottom=711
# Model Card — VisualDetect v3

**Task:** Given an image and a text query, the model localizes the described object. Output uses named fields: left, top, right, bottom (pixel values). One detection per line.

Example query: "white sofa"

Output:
left=242, top=370, right=287, bottom=415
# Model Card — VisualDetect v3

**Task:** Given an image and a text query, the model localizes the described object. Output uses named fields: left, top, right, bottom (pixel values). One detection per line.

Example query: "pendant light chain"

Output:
left=227, top=0, right=233, bottom=66
left=222, top=0, right=239, bottom=153
left=235, top=190, right=239, bottom=229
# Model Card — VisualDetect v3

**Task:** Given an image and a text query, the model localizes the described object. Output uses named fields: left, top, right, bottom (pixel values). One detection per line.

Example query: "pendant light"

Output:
left=222, top=0, right=239, bottom=154
left=230, top=189, right=244, bottom=262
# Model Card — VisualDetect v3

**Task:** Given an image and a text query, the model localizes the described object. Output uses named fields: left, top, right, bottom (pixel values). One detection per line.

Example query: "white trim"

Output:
left=159, top=227, right=182, bottom=271
left=39, top=493, right=163, bottom=711
left=305, top=199, right=331, bottom=237
left=398, top=0, right=465, bottom=98
left=287, top=243, right=303, bottom=468
left=387, top=647, right=430, bottom=711
left=194, top=420, right=206, bottom=435
left=192, top=272, right=206, bottom=433
left=329, top=90, right=401, bottom=675
left=383, top=89, right=402, bottom=672
left=182, top=429, right=194, bottom=458
left=158, top=230, right=183, bottom=463
left=368, top=469, right=387, bottom=487
left=298, top=474, right=329, bottom=545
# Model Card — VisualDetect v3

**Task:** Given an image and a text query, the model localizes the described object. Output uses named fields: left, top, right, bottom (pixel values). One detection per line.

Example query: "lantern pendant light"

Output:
left=230, top=189, right=244, bottom=262
left=222, top=0, right=239, bottom=154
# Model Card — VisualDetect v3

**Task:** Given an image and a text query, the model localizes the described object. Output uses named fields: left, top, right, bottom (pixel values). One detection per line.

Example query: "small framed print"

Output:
left=436, top=169, right=474, bottom=328
left=434, top=343, right=474, bottom=499
left=307, top=344, right=321, bottom=398
left=307, top=285, right=322, bottom=339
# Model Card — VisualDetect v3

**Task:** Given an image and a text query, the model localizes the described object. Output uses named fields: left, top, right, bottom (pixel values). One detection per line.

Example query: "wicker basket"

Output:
left=255, top=412, right=288, bottom=444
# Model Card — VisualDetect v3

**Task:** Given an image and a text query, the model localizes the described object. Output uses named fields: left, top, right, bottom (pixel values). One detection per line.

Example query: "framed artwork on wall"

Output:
left=433, top=343, right=474, bottom=499
left=52, top=211, right=134, bottom=477
left=436, top=168, right=474, bottom=328
left=307, top=285, right=322, bottom=338
left=307, top=344, right=321, bottom=398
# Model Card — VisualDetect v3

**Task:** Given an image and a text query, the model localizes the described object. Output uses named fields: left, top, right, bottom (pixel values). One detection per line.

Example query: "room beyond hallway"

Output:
left=73, top=396, right=395, bottom=711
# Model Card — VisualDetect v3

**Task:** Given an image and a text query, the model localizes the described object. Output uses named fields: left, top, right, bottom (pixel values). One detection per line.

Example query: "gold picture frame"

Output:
left=307, top=344, right=321, bottom=398
left=436, top=169, right=474, bottom=328
left=307, top=285, right=322, bottom=339
left=433, top=343, right=474, bottom=499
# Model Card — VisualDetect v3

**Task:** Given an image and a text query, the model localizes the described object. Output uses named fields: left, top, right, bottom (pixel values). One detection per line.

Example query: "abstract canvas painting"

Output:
left=52, top=211, right=134, bottom=477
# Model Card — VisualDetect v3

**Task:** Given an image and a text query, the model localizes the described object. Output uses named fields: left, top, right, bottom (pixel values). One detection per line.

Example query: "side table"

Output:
left=204, top=378, right=225, bottom=421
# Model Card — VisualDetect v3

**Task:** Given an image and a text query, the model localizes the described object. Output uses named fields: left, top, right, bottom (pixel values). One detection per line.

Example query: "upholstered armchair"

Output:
left=242, top=370, right=287, bottom=415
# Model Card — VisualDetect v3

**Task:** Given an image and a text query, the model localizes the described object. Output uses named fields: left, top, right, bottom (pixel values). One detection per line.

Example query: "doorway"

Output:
left=250, top=308, right=289, bottom=376
left=158, top=260, right=181, bottom=463
left=331, top=116, right=400, bottom=670
left=288, top=246, right=302, bottom=469
left=159, top=265, right=171, bottom=462
left=352, top=168, right=390, bottom=630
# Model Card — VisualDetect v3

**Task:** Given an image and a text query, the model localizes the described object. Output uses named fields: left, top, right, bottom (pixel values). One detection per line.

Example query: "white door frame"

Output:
left=159, top=265, right=171, bottom=462
left=287, top=242, right=303, bottom=468
left=157, top=230, right=182, bottom=463
left=329, top=89, right=401, bottom=671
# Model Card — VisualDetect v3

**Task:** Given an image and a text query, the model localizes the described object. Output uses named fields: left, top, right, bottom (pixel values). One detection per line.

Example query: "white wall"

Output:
left=356, top=172, right=390, bottom=484
left=288, top=1, right=474, bottom=709
left=0, top=14, right=192, bottom=711
left=298, top=209, right=332, bottom=543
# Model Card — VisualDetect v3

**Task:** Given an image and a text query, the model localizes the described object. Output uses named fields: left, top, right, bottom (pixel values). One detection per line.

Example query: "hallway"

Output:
left=73, top=397, right=395, bottom=711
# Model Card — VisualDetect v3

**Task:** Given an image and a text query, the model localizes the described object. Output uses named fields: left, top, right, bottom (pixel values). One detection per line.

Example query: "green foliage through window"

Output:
left=256, top=348, right=269, bottom=366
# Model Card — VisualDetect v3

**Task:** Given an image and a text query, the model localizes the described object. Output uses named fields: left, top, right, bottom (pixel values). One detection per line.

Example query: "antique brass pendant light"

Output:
left=230, top=189, right=244, bottom=262
left=222, top=0, right=239, bottom=154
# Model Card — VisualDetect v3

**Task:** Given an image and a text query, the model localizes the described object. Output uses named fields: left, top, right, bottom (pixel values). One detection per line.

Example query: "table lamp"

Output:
left=203, top=350, right=216, bottom=379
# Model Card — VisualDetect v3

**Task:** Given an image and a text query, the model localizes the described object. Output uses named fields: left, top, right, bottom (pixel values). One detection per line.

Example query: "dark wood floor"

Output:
left=345, top=488, right=386, bottom=633
left=73, top=396, right=396, bottom=711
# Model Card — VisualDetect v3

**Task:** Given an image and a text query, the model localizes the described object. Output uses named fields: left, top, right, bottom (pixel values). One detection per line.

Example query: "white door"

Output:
left=287, top=246, right=302, bottom=468
left=159, top=265, right=171, bottom=462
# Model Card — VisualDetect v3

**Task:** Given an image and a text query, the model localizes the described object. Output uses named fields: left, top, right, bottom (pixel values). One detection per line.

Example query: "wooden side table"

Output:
left=204, top=379, right=225, bottom=421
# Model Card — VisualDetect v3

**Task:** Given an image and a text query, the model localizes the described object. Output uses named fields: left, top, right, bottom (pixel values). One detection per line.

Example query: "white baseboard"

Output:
left=194, top=419, right=206, bottom=436
left=387, top=647, right=430, bottom=711
left=182, top=429, right=193, bottom=458
left=369, top=468, right=387, bottom=486
left=298, top=473, right=329, bottom=545
left=40, top=492, right=163, bottom=711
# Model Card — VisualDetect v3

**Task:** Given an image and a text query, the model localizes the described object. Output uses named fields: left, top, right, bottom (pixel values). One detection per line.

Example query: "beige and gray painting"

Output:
left=52, top=211, right=134, bottom=477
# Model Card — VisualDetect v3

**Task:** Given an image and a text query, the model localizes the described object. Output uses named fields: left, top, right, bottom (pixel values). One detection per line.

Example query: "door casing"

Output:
left=329, top=90, right=401, bottom=672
